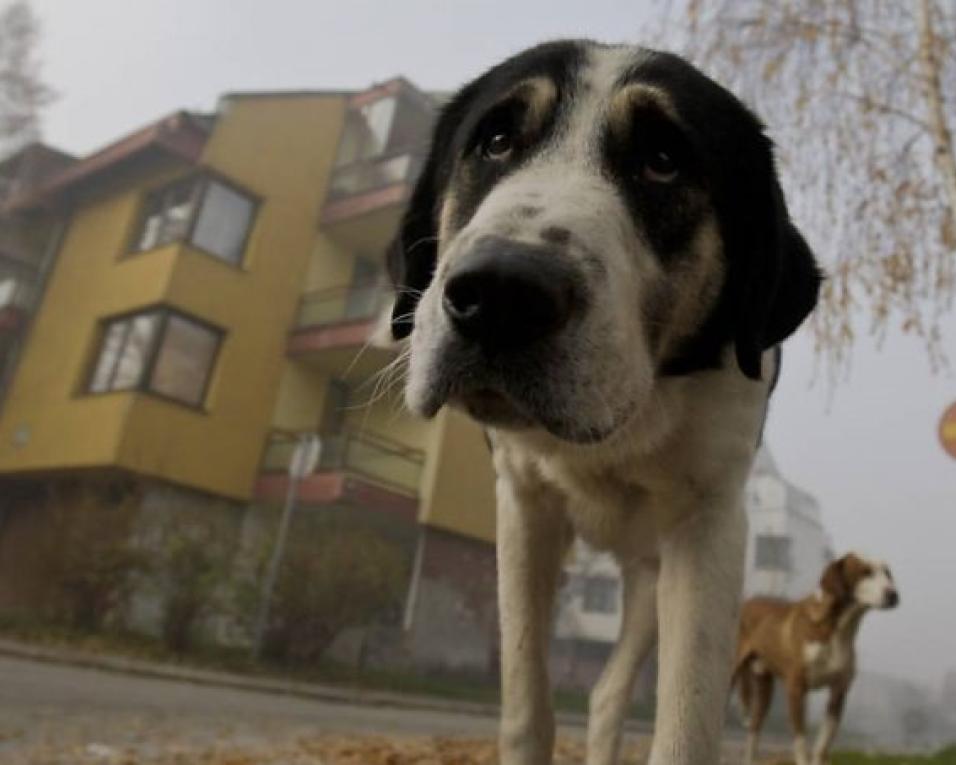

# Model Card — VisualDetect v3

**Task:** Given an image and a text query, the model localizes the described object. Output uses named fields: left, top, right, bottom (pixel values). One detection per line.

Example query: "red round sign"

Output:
left=940, top=401, right=956, bottom=461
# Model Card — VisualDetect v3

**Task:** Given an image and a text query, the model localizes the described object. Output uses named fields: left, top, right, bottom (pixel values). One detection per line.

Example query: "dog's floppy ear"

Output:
left=819, top=556, right=849, bottom=602
left=387, top=162, right=440, bottom=340
left=388, top=93, right=471, bottom=340
left=727, top=138, right=823, bottom=379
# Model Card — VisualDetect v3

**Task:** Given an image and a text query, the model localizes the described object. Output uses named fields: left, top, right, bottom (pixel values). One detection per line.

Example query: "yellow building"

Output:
left=0, top=80, right=497, bottom=671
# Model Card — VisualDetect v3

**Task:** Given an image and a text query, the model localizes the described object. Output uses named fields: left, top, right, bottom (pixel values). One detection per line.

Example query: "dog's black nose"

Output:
left=885, top=589, right=900, bottom=608
left=443, top=237, right=577, bottom=349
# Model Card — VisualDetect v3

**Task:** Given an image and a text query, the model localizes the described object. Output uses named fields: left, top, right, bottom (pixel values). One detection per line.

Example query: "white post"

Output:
left=252, top=433, right=320, bottom=659
left=402, top=527, right=426, bottom=632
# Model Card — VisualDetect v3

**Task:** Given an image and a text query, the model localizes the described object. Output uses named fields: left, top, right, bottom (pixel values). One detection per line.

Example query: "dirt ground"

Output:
left=0, top=734, right=793, bottom=765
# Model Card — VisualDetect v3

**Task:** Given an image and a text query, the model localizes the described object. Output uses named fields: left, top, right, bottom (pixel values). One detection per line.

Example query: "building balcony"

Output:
left=254, top=429, right=423, bottom=520
left=320, top=150, right=423, bottom=254
left=287, top=283, right=396, bottom=380
left=320, top=79, right=434, bottom=256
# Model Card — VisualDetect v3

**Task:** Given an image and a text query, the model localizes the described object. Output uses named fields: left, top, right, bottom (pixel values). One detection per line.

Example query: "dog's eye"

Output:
left=482, top=131, right=514, bottom=161
left=643, top=149, right=679, bottom=183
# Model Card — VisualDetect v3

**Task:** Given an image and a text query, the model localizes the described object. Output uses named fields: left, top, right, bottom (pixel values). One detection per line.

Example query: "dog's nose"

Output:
left=885, top=589, right=900, bottom=608
left=443, top=237, right=577, bottom=348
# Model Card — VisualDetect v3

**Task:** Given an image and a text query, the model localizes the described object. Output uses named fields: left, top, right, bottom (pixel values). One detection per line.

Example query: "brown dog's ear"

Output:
left=807, top=594, right=829, bottom=624
left=807, top=556, right=848, bottom=623
left=819, top=556, right=848, bottom=601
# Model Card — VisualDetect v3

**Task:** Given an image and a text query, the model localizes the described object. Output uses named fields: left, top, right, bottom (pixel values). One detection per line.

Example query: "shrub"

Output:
left=155, top=519, right=229, bottom=654
left=262, top=524, right=407, bottom=665
left=42, top=483, right=149, bottom=632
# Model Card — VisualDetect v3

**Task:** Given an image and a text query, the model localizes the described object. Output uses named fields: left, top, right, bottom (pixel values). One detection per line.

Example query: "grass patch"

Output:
left=832, top=746, right=956, bottom=765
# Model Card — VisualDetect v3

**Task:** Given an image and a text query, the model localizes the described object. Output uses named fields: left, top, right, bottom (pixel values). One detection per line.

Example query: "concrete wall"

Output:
left=404, top=526, right=498, bottom=674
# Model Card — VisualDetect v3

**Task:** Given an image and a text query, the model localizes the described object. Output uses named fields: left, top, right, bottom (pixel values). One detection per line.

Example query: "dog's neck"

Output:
left=807, top=589, right=869, bottom=641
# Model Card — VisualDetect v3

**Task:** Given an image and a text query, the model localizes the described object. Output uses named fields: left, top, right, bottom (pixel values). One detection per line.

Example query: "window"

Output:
left=88, top=312, right=161, bottom=393
left=131, top=175, right=256, bottom=265
left=335, top=97, right=397, bottom=167
left=582, top=576, right=619, bottom=615
left=87, top=308, right=222, bottom=407
left=327, top=90, right=433, bottom=200
left=135, top=177, right=199, bottom=252
left=190, top=180, right=255, bottom=264
left=150, top=315, right=221, bottom=405
left=755, top=534, right=792, bottom=572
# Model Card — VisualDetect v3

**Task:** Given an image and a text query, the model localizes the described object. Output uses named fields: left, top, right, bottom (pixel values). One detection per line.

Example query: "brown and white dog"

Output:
left=734, top=553, right=900, bottom=765
left=388, top=40, right=821, bottom=764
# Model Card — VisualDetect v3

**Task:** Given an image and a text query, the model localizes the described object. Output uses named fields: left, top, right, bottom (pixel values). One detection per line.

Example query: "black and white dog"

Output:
left=388, top=40, right=821, bottom=765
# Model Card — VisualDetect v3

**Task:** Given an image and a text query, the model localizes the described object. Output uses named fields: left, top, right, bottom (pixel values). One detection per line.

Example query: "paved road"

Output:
left=0, top=655, right=778, bottom=763
left=0, top=654, right=505, bottom=738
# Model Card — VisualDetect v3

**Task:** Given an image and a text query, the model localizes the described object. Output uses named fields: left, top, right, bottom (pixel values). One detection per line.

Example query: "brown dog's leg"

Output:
left=744, top=671, right=774, bottom=765
left=786, top=676, right=810, bottom=765
left=811, top=683, right=848, bottom=765
left=738, top=664, right=753, bottom=713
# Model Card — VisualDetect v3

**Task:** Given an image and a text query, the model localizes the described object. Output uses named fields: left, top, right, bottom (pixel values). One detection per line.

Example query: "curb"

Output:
left=0, top=637, right=499, bottom=718
left=0, top=637, right=654, bottom=733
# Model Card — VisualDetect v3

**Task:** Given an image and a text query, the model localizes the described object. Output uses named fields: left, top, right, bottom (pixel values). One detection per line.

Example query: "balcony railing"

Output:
left=326, top=150, right=423, bottom=203
left=295, top=282, right=389, bottom=329
left=261, top=429, right=424, bottom=497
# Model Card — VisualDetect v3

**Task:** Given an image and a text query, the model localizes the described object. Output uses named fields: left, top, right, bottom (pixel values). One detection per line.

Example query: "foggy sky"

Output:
left=29, top=0, right=956, bottom=690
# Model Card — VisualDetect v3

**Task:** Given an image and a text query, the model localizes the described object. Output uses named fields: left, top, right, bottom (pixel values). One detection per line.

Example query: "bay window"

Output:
left=87, top=308, right=222, bottom=407
left=131, top=175, right=256, bottom=265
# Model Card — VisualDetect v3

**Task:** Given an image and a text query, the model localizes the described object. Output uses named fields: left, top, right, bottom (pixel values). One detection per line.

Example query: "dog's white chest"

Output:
left=802, top=633, right=854, bottom=688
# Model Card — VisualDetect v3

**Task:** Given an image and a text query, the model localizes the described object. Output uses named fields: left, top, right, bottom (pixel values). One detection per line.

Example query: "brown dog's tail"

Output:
left=731, top=651, right=755, bottom=714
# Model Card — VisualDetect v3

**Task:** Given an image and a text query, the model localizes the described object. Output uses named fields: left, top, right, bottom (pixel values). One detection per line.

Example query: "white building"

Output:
left=552, top=446, right=832, bottom=688
left=554, top=541, right=622, bottom=646
left=552, top=541, right=650, bottom=693
left=744, top=447, right=833, bottom=600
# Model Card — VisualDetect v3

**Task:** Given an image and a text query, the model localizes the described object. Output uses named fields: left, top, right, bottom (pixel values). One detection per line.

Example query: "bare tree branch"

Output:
left=916, top=0, right=956, bottom=250
left=832, top=89, right=934, bottom=131
left=649, top=0, right=956, bottom=381
left=0, top=1, right=54, bottom=155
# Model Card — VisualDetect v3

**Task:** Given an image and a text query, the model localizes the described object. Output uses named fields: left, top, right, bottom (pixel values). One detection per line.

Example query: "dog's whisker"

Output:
left=404, top=235, right=439, bottom=255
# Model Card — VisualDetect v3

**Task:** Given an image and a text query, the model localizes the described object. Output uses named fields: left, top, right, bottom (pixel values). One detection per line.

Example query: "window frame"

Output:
left=84, top=305, right=224, bottom=410
left=126, top=172, right=260, bottom=268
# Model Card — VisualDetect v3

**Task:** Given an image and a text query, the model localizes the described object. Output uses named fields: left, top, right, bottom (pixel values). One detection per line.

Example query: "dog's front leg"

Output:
left=648, top=500, right=746, bottom=765
left=586, top=557, right=658, bottom=765
left=497, top=473, right=571, bottom=765
left=811, top=682, right=848, bottom=765
left=786, top=675, right=811, bottom=765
